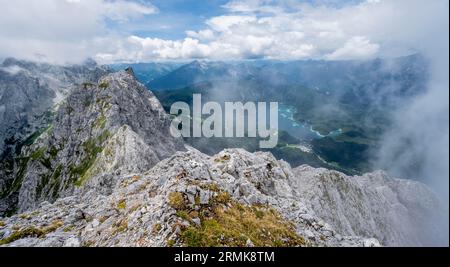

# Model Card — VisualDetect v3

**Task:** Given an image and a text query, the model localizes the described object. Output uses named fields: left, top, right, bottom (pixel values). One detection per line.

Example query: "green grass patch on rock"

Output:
left=99, top=81, right=109, bottom=89
left=0, top=220, right=63, bottom=245
left=171, top=187, right=308, bottom=247
left=168, top=192, right=186, bottom=210
left=72, top=130, right=110, bottom=186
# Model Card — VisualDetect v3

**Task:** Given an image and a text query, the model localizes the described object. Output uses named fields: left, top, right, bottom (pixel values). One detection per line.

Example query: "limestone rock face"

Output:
left=0, top=58, right=109, bottom=216
left=0, top=146, right=444, bottom=247
left=0, top=148, right=380, bottom=247
left=291, top=166, right=448, bottom=246
left=3, top=70, right=184, bottom=214
left=0, top=58, right=109, bottom=155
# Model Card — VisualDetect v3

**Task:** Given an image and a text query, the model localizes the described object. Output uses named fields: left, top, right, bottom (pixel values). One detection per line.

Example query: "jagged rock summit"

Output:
left=1, top=69, right=184, bottom=215
left=0, top=68, right=446, bottom=247
left=0, top=58, right=110, bottom=216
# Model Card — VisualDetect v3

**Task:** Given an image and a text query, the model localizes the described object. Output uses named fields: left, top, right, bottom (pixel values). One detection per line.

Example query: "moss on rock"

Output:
left=168, top=192, right=186, bottom=210
left=72, top=130, right=111, bottom=186
left=0, top=220, right=63, bottom=245
left=171, top=186, right=308, bottom=247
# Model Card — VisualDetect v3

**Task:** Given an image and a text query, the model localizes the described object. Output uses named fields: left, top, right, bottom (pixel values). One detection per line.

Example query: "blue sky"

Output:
left=110, top=0, right=230, bottom=39
left=109, top=0, right=365, bottom=40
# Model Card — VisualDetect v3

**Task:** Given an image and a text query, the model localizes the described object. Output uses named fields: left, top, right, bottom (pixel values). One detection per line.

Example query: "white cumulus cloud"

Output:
left=325, top=36, right=380, bottom=60
left=0, top=0, right=447, bottom=64
left=0, top=0, right=157, bottom=64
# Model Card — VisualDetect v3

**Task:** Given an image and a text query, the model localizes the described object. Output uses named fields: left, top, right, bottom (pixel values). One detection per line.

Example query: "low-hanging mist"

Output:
left=370, top=0, right=449, bottom=246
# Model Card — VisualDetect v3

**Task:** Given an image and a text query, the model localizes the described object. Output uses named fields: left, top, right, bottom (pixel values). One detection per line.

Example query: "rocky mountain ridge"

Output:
left=0, top=58, right=110, bottom=215
left=0, top=146, right=445, bottom=247
left=0, top=68, right=446, bottom=247
left=1, top=69, right=184, bottom=215
left=0, top=58, right=109, bottom=153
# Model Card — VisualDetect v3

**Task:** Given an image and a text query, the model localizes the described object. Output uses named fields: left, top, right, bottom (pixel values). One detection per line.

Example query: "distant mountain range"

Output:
left=114, top=55, right=428, bottom=175
left=109, top=62, right=182, bottom=87
left=138, top=55, right=427, bottom=92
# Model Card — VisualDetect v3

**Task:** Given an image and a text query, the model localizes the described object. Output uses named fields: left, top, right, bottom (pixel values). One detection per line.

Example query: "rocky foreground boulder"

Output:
left=0, top=70, right=446, bottom=247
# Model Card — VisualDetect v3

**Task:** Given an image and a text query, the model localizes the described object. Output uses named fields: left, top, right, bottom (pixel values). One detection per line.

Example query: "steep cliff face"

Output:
left=291, top=166, right=447, bottom=246
left=1, top=69, right=184, bottom=215
left=0, top=68, right=446, bottom=247
left=0, top=58, right=109, bottom=156
left=0, top=58, right=109, bottom=215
